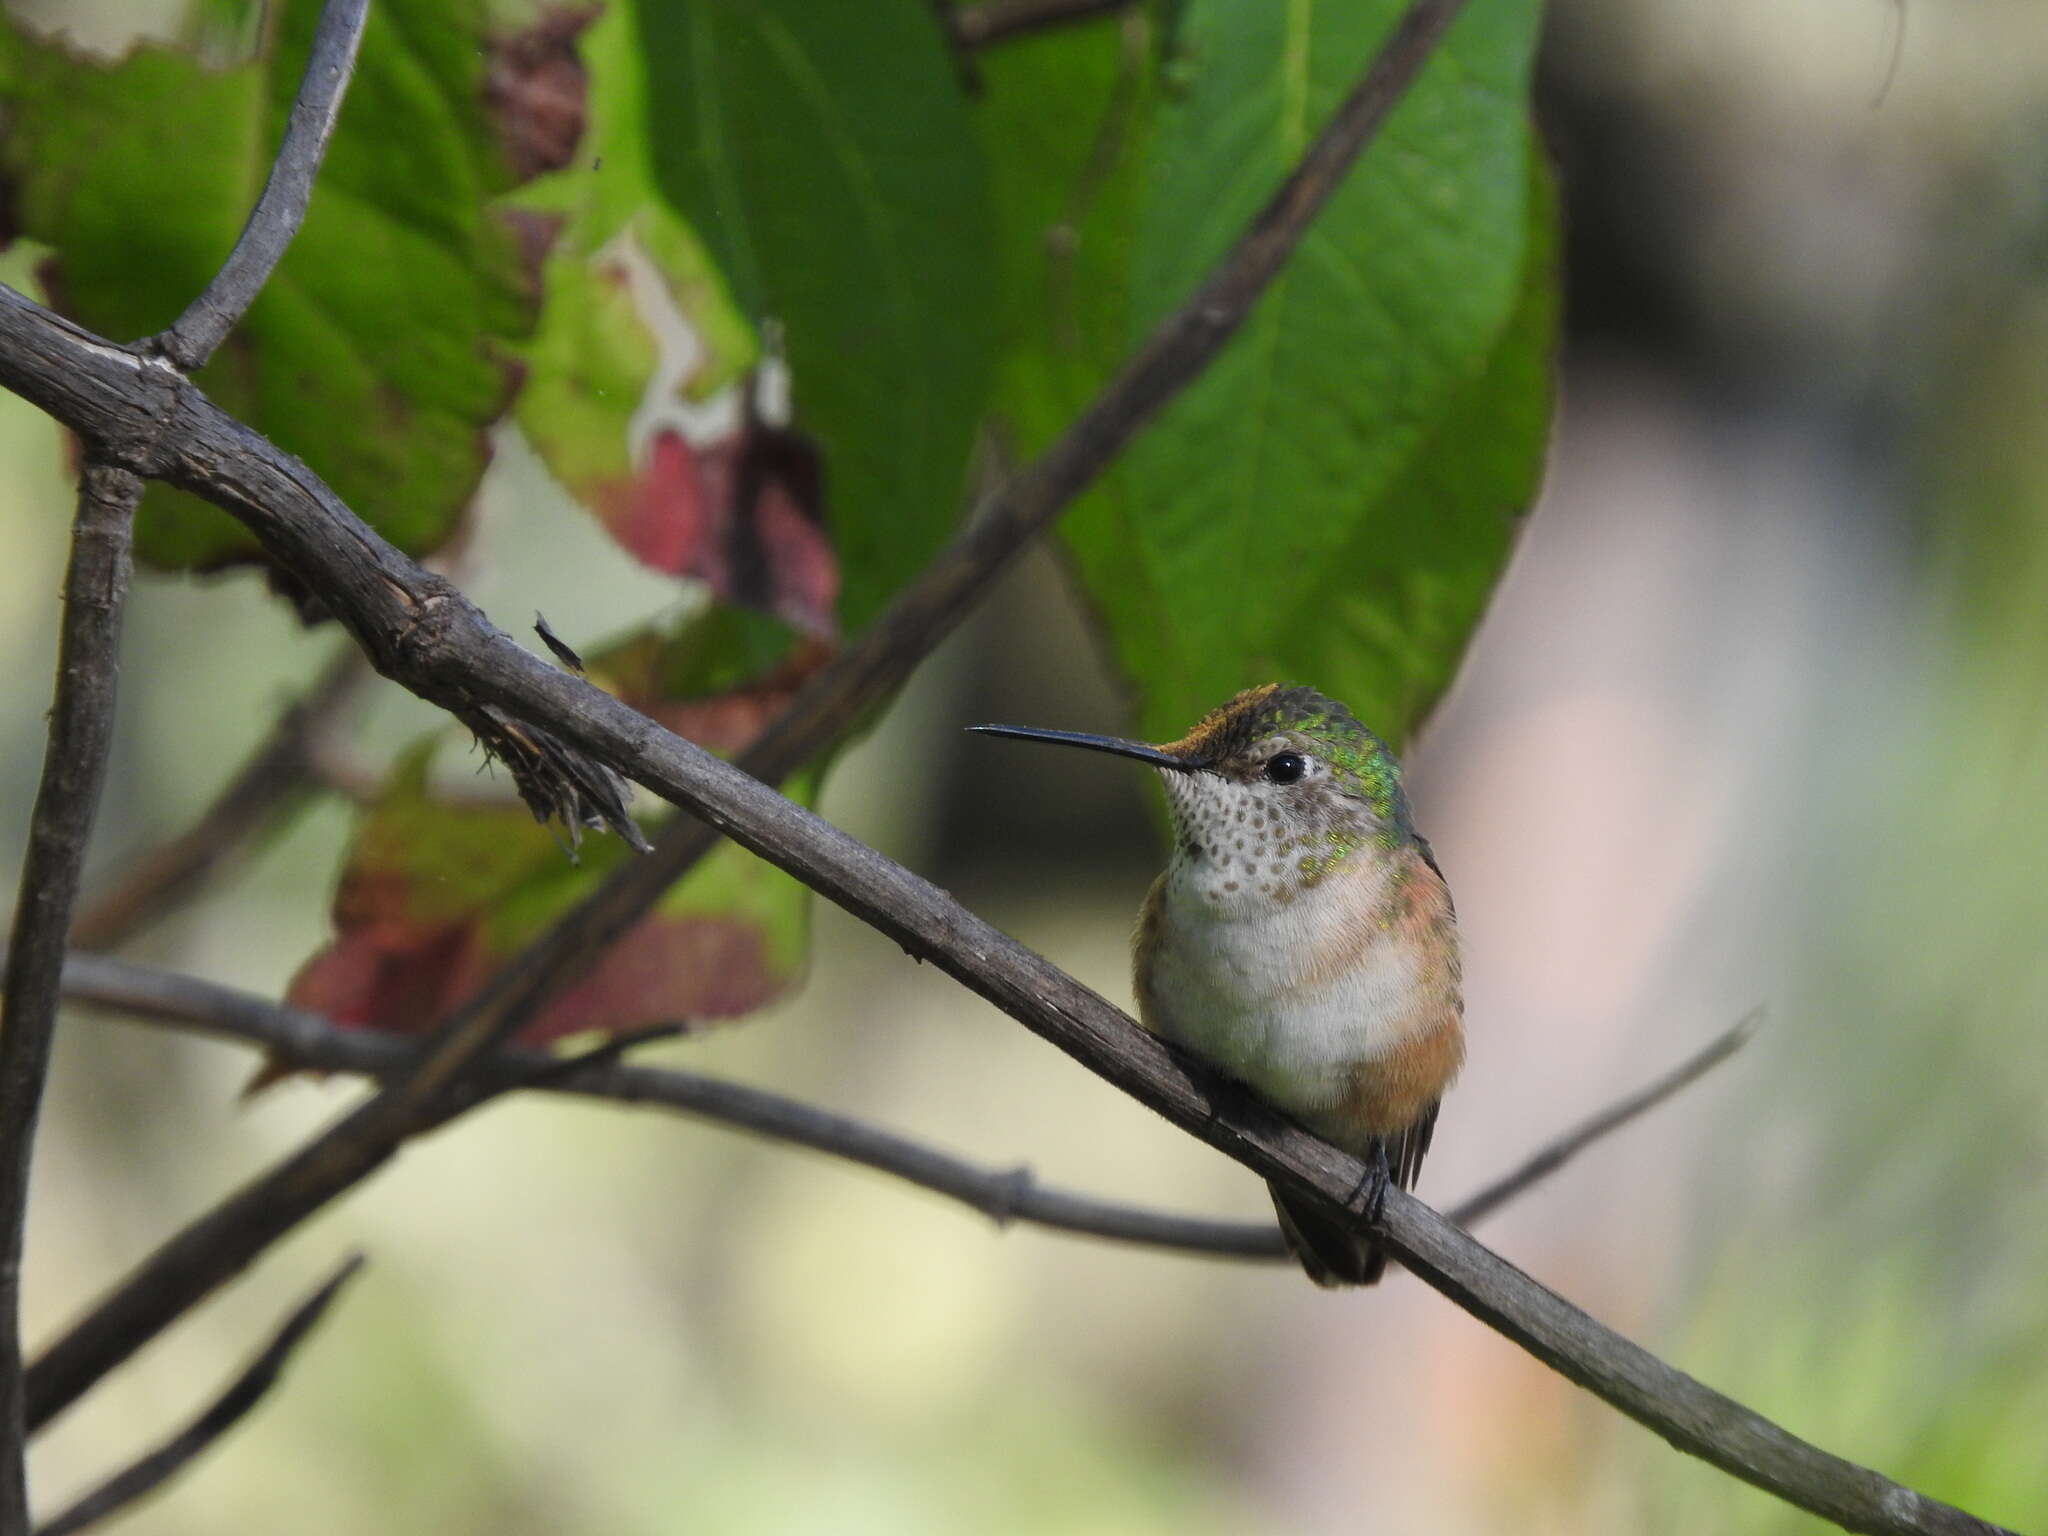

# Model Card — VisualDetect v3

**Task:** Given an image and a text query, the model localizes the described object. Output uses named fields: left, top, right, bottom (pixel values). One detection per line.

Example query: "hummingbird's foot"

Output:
left=1348, top=1138, right=1393, bottom=1226
left=1370, top=1137, right=1393, bottom=1221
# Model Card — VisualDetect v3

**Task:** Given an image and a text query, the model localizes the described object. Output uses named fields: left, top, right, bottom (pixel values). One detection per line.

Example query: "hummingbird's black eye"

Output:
left=1263, top=751, right=1307, bottom=785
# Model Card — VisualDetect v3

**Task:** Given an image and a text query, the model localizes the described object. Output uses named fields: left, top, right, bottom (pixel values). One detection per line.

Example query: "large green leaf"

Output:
left=0, top=0, right=538, bottom=569
left=637, top=0, right=998, bottom=632
left=984, top=0, right=1551, bottom=744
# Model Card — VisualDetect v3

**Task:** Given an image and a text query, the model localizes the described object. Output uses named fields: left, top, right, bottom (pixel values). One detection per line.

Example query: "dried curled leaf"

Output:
left=452, top=701, right=649, bottom=855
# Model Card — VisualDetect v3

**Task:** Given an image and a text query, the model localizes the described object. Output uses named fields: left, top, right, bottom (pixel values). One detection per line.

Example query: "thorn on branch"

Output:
left=533, top=612, right=584, bottom=674
left=949, top=0, right=1134, bottom=51
left=987, top=1166, right=1037, bottom=1227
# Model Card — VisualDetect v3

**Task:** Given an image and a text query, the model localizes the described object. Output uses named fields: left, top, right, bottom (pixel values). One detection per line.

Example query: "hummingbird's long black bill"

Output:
left=966, top=723, right=1193, bottom=772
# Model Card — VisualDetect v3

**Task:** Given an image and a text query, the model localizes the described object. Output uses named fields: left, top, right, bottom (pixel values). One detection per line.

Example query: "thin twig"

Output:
left=33, top=1255, right=363, bottom=1536
left=0, top=463, right=141, bottom=1530
left=1446, top=1012, right=1761, bottom=1228
left=950, top=0, right=1133, bottom=51
left=47, top=953, right=1755, bottom=1259
left=0, top=3, right=377, bottom=1496
left=153, top=0, right=373, bottom=371
left=69, top=647, right=369, bottom=952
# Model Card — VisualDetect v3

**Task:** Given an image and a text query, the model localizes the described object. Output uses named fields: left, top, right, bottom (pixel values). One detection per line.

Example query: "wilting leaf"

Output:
left=638, top=0, right=998, bottom=632
left=0, top=0, right=541, bottom=570
left=290, top=607, right=826, bottom=1045
left=510, top=0, right=778, bottom=594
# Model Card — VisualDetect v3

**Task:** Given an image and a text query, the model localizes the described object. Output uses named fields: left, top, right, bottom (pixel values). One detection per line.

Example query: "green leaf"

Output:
left=0, top=0, right=539, bottom=569
left=988, top=0, right=1552, bottom=744
left=637, top=0, right=999, bottom=632
left=1266, top=151, right=1556, bottom=734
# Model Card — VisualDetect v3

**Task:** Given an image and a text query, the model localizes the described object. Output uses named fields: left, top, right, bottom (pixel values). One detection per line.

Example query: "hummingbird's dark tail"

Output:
left=1270, top=1106, right=1439, bottom=1288
left=1271, top=1184, right=1389, bottom=1287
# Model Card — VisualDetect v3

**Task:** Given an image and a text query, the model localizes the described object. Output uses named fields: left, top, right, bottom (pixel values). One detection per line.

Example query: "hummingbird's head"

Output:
left=971, top=685, right=1414, bottom=900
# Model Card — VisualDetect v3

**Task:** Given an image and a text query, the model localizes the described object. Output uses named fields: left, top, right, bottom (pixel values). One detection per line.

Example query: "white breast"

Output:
left=1143, top=859, right=1424, bottom=1121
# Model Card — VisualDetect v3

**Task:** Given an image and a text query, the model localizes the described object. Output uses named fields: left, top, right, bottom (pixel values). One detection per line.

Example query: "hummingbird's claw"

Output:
left=1366, top=1138, right=1393, bottom=1225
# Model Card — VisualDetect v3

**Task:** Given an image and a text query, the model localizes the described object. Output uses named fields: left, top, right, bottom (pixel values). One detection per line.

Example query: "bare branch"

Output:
left=153, top=0, right=373, bottom=371
left=50, top=953, right=1755, bottom=1263
left=69, top=646, right=369, bottom=952
left=33, top=1255, right=363, bottom=1536
left=0, top=464, right=141, bottom=1529
left=950, top=0, right=1133, bottom=51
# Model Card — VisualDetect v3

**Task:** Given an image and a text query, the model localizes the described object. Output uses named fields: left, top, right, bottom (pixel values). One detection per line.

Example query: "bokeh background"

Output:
left=8, top=0, right=2048, bottom=1532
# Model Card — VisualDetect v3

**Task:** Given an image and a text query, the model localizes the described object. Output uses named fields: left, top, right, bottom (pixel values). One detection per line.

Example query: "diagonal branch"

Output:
left=0, top=464, right=141, bottom=1531
left=45, top=952, right=1755, bottom=1261
left=1446, top=1011, right=1760, bottom=1229
left=375, top=630, right=2029, bottom=1536
left=33, top=1255, right=363, bottom=1536
left=26, top=593, right=2015, bottom=1532
left=153, top=0, right=373, bottom=371
left=69, top=646, right=369, bottom=952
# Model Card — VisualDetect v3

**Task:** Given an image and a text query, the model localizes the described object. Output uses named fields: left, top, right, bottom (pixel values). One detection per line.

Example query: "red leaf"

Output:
left=603, top=413, right=838, bottom=640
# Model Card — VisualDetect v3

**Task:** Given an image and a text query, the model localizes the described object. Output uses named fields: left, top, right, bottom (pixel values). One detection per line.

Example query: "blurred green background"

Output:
left=9, top=0, right=2048, bottom=1533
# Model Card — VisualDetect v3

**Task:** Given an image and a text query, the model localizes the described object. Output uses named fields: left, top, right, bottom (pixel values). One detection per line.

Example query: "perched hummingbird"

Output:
left=971, top=684, right=1462, bottom=1285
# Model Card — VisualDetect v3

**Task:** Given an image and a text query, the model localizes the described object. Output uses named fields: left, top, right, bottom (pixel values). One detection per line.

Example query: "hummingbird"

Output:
left=971, top=684, right=1462, bottom=1285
